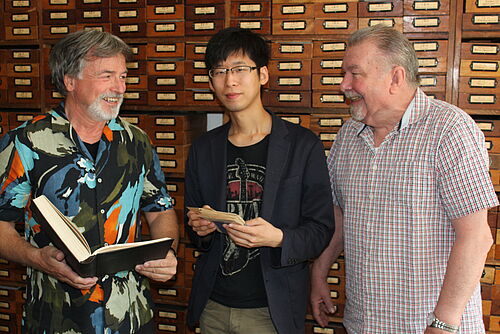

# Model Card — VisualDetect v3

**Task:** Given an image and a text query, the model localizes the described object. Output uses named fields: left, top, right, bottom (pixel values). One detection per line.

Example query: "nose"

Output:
left=224, top=70, right=238, bottom=86
left=339, top=74, right=350, bottom=93
left=112, top=76, right=126, bottom=94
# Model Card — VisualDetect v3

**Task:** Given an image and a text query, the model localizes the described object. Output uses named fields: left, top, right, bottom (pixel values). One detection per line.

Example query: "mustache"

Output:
left=343, top=91, right=362, bottom=101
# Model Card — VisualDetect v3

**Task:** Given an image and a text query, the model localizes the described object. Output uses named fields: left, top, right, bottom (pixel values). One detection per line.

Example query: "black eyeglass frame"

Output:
left=208, top=65, right=259, bottom=79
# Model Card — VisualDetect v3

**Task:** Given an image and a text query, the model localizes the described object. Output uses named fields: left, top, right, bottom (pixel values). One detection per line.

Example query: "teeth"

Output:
left=104, top=97, right=120, bottom=103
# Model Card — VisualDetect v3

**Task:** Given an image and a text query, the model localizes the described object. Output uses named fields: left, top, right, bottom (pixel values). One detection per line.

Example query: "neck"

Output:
left=228, top=108, right=272, bottom=146
left=65, top=99, right=106, bottom=144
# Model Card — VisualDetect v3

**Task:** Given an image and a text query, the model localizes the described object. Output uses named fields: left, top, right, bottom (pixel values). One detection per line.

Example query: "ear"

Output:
left=389, top=66, right=406, bottom=94
left=64, top=74, right=76, bottom=93
left=208, top=78, right=215, bottom=92
left=259, top=66, right=269, bottom=86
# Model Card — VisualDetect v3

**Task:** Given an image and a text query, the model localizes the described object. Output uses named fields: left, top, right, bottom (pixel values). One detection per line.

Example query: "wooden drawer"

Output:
left=465, top=0, right=500, bottom=13
left=150, top=130, right=200, bottom=146
left=268, top=75, right=311, bottom=91
left=5, top=11, right=38, bottom=26
left=147, top=21, right=184, bottom=37
left=123, top=75, right=147, bottom=90
left=460, top=60, right=500, bottom=76
left=147, top=60, right=184, bottom=76
left=146, top=42, right=184, bottom=59
left=6, top=63, right=39, bottom=77
left=313, top=17, right=358, bottom=35
left=165, top=179, right=185, bottom=197
left=150, top=285, right=190, bottom=305
left=462, top=13, right=500, bottom=30
left=404, top=0, right=450, bottom=16
left=111, top=23, right=147, bottom=37
left=148, top=76, right=184, bottom=91
left=312, top=74, right=343, bottom=90
left=40, top=24, right=77, bottom=39
left=305, top=321, right=347, bottom=334
left=110, top=0, right=145, bottom=8
left=272, top=19, right=314, bottom=35
left=148, top=114, right=205, bottom=133
left=185, top=60, right=208, bottom=75
left=7, top=49, right=40, bottom=63
left=42, top=9, right=76, bottom=25
left=310, top=114, right=350, bottom=132
left=459, top=92, right=500, bottom=109
left=417, top=56, right=447, bottom=73
left=358, top=1, right=404, bottom=17
left=0, top=78, right=6, bottom=90
left=185, top=20, right=224, bottom=36
left=312, top=91, right=348, bottom=108
left=154, top=305, right=187, bottom=328
left=185, top=90, right=221, bottom=107
left=312, top=58, right=343, bottom=74
left=231, top=2, right=271, bottom=18
left=272, top=3, right=314, bottom=19
left=486, top=137, right=500, bottom=153
left=41, top=0, right=74, bottom=10
left=185, top=42, right=207, bottom=60
left=403, top=15, right=450, bottom=32
left=148, top=91, right=186, bottom=107
left=76, top=23, right=111, bottom=32
left=313, top=40, right=347, bottom=58
left=230, top=19, right=272, bottom=35
left=45, top=89, right=65, bottom=108
left=77, top=8, right=110, bottom=23
left=412, top=40, right=448, bottom=56
left=157, top=144, right=190, bottom=174
left=268, top=59, right=311, bottom=76
left=8, top=76, right=40, bottom=91
left=122, top=91, right=147, bottom=105
left=126, top=59, right=147, bottom=75
left=459, top=77, right=499, bottom=93
left=477, top=120, right=500, bottom=137
left=119, top=114, right=148, bottom=130
left=419, top=74, right=446, bottom=92
left=271, top=41, right=313, bottom=59
left=313, top=2, right=357, bottom=18
left=6, top=0, right=38, bottom=11
left=461, top=42, right=500, bottom=60
left=146, top=4, right=184, bottom=20
left=264, top=90, right=311, bottom=108
left=129, top=44, right=147, bottom=61
left=76, top=0, right=110, bottom=9
left=159, top=156, right=187, bottom=174
left=276, top=114, right=311, bottom=128
left=4, top=26, right=39, bottom=40
left=185, top=73, right=209, bottom=90
left=426, top=92, right=446, bottom=101
left=109, top=8, right=144, bottom=23
left=185, top=4, right=225, bottom=20
left=358, top=17, right=404, bottom=32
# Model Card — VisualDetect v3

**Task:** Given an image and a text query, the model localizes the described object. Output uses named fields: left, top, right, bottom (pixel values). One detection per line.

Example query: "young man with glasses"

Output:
left=185, top=27, right=334, bottom=334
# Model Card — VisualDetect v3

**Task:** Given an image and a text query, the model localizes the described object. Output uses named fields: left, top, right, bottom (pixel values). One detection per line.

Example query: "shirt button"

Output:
left=97, top=178, right=102, bottom=183
left=100, top=209, right=105, bottom=214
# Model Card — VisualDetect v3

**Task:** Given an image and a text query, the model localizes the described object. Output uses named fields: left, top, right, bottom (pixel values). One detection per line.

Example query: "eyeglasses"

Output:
left=208, top=65, right=259, bottom=79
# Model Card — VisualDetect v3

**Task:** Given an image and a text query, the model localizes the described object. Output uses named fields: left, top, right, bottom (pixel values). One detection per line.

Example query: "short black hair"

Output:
left=204, top=27, right=270, bottom=70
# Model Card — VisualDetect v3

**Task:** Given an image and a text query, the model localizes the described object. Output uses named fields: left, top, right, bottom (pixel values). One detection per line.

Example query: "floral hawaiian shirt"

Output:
left=0, top=103, right=173, bottom=333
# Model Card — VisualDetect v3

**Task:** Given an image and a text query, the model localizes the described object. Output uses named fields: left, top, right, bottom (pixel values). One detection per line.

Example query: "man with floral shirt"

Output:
left=0, top=30, right=178, bottom=333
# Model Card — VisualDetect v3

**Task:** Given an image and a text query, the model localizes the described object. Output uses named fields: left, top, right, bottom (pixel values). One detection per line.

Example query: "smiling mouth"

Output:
left=103, top=96, right=121, bottom=103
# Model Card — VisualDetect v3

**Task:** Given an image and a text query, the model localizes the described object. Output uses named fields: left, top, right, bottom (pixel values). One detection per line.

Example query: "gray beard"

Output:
left=88, top=97, right=122, bottom=121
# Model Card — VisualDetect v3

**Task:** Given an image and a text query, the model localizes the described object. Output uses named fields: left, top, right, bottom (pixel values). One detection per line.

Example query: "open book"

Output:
left=187, top=207, right=245, bottom=233
left=32, top=195, right=174, bottom=278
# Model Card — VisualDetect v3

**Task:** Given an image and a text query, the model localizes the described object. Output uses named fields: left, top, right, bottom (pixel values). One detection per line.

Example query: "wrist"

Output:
left=426, top=311, right=459, bottom=333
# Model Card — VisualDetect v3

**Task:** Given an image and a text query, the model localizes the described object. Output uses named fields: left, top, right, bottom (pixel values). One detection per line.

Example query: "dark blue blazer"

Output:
left=185, top=112, right=334, bottom=334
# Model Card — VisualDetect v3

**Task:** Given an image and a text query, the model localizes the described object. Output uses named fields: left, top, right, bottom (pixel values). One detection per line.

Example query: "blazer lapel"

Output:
left=210, top=123, right=230, bottom=211
left=261, top=114, right=290, bottom=222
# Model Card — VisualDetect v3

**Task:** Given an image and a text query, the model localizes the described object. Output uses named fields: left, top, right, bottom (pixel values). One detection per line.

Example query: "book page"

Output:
left=33, top=196, right=91, bottom=263
left=91, top=236, right=173, bottom=256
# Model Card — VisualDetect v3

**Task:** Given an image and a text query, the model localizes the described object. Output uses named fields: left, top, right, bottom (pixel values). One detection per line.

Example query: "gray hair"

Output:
left=49, top=30, right=131, bottom=96
left=348, top=25, right=420, bottom=87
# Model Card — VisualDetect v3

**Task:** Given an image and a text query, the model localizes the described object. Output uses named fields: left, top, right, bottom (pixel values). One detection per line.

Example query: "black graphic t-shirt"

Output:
left=210, top=135, right=269, bottom=308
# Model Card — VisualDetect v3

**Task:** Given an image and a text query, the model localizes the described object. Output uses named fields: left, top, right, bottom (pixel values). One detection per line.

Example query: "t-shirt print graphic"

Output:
left=222, top=157, right=265, bottom=276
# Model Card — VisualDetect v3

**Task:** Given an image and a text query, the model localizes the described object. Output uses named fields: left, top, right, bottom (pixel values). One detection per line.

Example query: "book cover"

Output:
left=32, top=195, right=174, bottom=277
